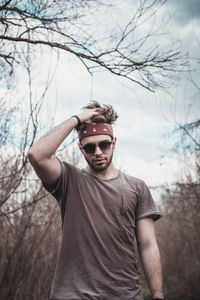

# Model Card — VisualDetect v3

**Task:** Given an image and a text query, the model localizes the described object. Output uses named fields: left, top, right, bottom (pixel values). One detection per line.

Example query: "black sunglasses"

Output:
left=81, top=140, right=113, bottom=154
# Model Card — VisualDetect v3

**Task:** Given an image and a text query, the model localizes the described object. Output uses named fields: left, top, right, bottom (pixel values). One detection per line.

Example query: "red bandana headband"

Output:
left=78, top=123, right=113, bottom=141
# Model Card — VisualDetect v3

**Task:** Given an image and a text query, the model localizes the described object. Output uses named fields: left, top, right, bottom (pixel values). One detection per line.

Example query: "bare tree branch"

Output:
left=0, top=0, right=185, bottom=91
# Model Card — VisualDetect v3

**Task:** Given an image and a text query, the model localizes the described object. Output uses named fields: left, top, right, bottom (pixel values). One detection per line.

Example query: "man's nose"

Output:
left=94, top=145, right=102, bottom=155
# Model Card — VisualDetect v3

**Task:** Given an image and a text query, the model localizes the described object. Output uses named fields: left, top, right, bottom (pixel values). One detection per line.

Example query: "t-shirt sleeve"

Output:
left=42, top=159, right=70, bottom=209
left=136, top=180, right=161, bottom=221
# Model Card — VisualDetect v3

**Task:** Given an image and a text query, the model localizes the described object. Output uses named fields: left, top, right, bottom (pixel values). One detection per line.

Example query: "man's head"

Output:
left=79, top=134, right=117, bottom=172
left=77, top=101, right=118, bottom=172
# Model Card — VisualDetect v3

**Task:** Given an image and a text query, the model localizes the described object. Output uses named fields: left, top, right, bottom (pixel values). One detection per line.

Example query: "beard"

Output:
left=84, top=151, right=113, bottom=172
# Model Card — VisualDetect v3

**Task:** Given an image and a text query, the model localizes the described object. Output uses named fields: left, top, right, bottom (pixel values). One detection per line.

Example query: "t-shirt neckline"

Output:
left=81, top=168, right=121, bottom=182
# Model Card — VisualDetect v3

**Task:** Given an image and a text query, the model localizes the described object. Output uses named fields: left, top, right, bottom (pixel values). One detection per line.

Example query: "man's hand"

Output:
left=77, top=108, right=103, bottom=124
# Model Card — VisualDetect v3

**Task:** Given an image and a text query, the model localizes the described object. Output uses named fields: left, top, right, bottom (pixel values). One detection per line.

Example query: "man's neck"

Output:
left=86, top=163, right=118, bottom=180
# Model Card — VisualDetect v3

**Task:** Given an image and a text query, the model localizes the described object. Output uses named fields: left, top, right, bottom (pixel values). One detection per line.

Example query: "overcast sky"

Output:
left=167, top=0, right=200, bottom=24
left=3, top=0, right=200, bottom=191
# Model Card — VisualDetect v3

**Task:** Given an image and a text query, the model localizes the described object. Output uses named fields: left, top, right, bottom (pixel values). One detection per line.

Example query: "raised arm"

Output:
left=27, top=108, right=100, bottom=185
left=136, top=217, right=164, bottom=300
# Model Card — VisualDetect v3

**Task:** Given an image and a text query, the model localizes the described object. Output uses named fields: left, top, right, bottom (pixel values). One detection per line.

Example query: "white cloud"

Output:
left=114, top=152, right=179, bottom=186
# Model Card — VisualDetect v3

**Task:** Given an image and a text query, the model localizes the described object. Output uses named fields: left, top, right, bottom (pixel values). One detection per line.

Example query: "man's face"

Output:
left=79, top=135, right=116, bottom=172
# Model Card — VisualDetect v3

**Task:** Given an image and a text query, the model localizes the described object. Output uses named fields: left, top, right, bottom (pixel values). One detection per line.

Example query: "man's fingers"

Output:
left=94, top=108, right=104, bottom=114
left=77, top=107, right=104, bottom=123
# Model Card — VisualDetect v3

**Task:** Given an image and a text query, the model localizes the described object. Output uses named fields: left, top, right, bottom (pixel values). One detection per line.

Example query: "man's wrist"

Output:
left=72, top=115, right=82, bottom=129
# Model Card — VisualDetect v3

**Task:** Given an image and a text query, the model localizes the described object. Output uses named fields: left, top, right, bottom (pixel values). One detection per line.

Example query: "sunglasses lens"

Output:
left=83, top=144, right=96, bottom=154
left=99, top=141, right=112, bottom=151
left=82, top=141, right=112, bottom=154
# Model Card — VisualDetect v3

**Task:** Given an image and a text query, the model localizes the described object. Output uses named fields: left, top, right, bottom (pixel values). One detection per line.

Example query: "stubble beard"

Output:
left=85, top=151, right=113, bottom=172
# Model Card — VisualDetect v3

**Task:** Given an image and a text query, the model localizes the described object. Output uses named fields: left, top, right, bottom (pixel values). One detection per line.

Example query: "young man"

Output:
left=28, top=102, right=164, bottom=300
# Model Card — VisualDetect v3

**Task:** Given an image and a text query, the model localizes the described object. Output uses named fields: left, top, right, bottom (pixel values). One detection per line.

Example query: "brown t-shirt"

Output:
left=44, top=161, right=161, bottom=300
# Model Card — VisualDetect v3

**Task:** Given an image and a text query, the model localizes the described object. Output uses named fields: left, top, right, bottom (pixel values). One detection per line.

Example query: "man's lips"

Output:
left=93, top=158, right=106, bottom=163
